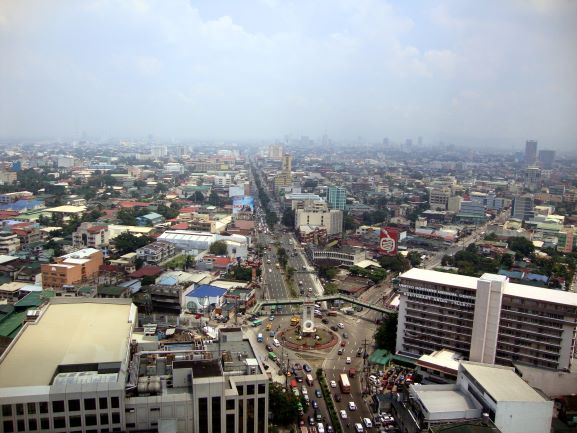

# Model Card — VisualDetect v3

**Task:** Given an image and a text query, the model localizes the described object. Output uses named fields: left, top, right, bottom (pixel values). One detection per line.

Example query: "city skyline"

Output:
left=0, top=1, right=576, bottom=152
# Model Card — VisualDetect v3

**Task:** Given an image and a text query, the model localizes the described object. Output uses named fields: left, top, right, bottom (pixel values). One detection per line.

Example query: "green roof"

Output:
left=97, top=286, right=127, bottom=297
left=14, top=291, right=49, bottom=309
left=0, top=310, right=27, bottom=338
left=368, top=349, right=393, bottom=365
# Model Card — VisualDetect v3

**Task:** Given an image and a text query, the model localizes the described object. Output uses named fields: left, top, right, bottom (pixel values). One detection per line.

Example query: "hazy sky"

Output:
left=0, top=0, right=576, bottom=150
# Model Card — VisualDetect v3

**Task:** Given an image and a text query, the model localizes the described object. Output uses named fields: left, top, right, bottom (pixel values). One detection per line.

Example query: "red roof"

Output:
left=0, top=210, right=20, bottom=220
left=100, top=264, right=123, bottom=273
left=87, top=226, right=107, bottom=234
left=180, top=206, right=199, bottom=213
left=171, top=223, right=189, bottom=230
left=129, top=266, right=164, bottom=278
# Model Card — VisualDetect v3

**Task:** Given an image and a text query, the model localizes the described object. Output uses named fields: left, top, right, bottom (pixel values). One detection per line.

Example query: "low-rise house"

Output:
left=136, top=241, right=176, bottom=265
left=136, top=212, right=165, bottom=226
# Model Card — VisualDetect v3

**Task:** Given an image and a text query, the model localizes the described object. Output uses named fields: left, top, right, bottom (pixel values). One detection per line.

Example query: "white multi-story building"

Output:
left=397, top=269, right=577, bottom=371
left=400, top=361, right=552, bottom=433
left=295, top=202, right=343, bottom=236
left=136, top=241, right=176, bottom=265
left=0, top=298, right=269, bottom=433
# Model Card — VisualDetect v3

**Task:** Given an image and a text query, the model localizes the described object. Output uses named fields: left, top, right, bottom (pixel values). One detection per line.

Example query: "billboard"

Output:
left=229, top=186, right=245, bottom=198
left=379, top=227, right=398, bottom=256
left=232, top=196, right=254, bottom=214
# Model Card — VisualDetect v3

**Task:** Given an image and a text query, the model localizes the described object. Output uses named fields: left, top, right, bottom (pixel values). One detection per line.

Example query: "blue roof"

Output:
left=158, top=276, right=178, bottom=286
left=187, top=284, right=227, bottom=298
left=0, top=199, right=43, bottom=211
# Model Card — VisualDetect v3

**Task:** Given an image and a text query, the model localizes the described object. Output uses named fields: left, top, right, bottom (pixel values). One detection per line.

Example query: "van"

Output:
left=257, top=333, right=263, bottom=343
left=273, top=338, right=280, bottom=347
left=368, top=375, right=378, bottom=384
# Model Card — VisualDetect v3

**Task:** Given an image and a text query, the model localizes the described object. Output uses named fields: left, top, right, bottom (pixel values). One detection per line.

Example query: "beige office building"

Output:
left=397, top=269, right=577, bottom=371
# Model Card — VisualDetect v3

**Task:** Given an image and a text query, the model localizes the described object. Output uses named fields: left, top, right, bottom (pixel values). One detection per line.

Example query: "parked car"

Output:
left=315, top=389, right=322, bottom=398
left=330, top=380, right=337, bottom=388
left=303, top=364, right=312, bottom=372
left=340, top=410, right=348, bottom=419
left=346, top=357, right=351, bottom=364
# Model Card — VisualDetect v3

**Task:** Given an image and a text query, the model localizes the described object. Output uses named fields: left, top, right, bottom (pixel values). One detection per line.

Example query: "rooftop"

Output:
left=60, top=248, right=101, bottom=260
left=412, top=384, right=480, bottom=414
left=47, top=205, right=87, bottom=214
left=0, top=299, right=134, bottom=388
left=400, top=268, right=577, bottom=307
left=460, top=362, right=547, bottom=402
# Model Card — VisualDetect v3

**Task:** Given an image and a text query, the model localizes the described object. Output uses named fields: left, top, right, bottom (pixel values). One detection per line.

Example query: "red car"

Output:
left=340, top=341, right=346, bottom=347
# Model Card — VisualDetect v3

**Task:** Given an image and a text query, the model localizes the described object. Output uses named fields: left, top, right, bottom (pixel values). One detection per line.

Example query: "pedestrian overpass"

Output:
left=250, top=294, right=397, bottom=315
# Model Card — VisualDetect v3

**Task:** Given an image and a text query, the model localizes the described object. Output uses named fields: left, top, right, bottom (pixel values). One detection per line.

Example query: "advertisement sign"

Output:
left=379, top=227, right=398, bottom=256
left=232, top=196, right=254, bottom=214
left=229, top=186, right=244, bottom=198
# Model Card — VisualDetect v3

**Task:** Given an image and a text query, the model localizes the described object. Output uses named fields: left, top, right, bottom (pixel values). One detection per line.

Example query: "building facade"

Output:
left=511, top=195, right=535, bottom=221
left=136, top=241, right=176, bottom=265
left=295, top=202, right=343, bottom=236
left=525, top=140, right=538, bottom=165
left=41, top=248, right=104, bottom=289
left=397, top=269, right=577, bottom=371
left=72, top=222, right=110, bottom=249
left=327, top=186, right=346, bottom=210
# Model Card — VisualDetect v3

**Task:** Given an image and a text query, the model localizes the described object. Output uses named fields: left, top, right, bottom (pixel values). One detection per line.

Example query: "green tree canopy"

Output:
left=209, top=240, right=228, bottom=256
left=508, top=237, right=535, bottom=258
left=114, top=232, right=153, bottom=255
left=268, top=382, right=300, bottom=426
left=374, top=312, right=398, bottom=352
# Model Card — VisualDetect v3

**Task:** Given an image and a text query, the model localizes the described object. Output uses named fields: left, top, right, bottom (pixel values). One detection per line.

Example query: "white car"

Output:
left=348, top=401, right=357, bottom=411
left=346, top=357, right=351, bottom=364
left=354, top=423, right=364, bottom=433
left=363, top=418, right=373, bottom=428
left=340, top=410, right=347, bottom=419
left=268, top=269, right=272, bottom=273
left=337, top=322, right=344, bottom=329
left=330, top=380, right=337, bottom=388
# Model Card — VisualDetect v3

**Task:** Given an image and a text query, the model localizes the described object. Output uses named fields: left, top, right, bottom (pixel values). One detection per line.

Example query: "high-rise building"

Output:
left=524, top=140, right=538, bottom=165
left=295, top=201, right=343, bottom=235
left=281, top=153, right=292, bottom=173
left=538, top=149, right=556, bottom=169
left=511, top=194, right=535, bottom=221
left=397, top=269, right=577, bottom=371
left=327, top=186, right=346, bottom=210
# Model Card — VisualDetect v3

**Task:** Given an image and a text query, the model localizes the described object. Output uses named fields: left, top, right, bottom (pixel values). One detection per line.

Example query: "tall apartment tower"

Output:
left=281, top=153, right=292, bottom=173
left=327, top=186, right=346, bottom=210
left=524, top=140, right=538, bottom=165
left=538, top=149, right=556, bottom=169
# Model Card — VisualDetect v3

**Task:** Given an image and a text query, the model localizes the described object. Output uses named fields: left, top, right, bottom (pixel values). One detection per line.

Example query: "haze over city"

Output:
left=1, top=0, right=576, bottom=152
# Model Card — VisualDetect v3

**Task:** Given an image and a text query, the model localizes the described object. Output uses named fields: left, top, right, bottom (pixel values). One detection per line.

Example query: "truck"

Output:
left=339, top=373, right=351, bottom=394
left=290, top=316, right=300, bottom=326
left=268, top=352, right=277, bottom=362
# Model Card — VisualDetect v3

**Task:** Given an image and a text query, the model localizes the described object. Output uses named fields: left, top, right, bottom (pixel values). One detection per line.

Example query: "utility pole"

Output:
left=362, top=338, right=370, bottom=395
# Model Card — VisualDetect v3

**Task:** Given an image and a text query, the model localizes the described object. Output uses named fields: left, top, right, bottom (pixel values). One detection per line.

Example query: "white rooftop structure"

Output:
left=60, top=247, right=101, bottom=260
left=0, top=298, right=135, bottom=388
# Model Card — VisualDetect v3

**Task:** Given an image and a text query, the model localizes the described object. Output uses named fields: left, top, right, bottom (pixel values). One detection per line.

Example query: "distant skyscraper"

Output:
left=327, top=186, right=346, bottom=210
left=538, top=149, right=555, bottom=169
left=524, top=140, right=538, bottom=165
left=382, top=137, right=389, bottom=147
left=281, top=153, right=292, bottom=173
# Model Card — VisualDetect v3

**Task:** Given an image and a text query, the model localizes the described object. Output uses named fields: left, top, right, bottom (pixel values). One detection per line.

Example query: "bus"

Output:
left=252, top=319, right=263, bottom=327
left=306, top=374, right=314, bottom=386
left=339, top=373, right=351, bottom=393
left=268, top=352, right=277, bottom=362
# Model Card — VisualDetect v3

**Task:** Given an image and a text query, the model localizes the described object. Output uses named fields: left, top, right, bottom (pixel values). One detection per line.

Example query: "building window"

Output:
left=111, top=397, right=120, bottom=409
left=15, top=403, right=24, bottom=416
left=247, top=384, right=255, bottom=395
left=226, top=399, right=235, bottom=410
left=198, top=398, right=208, bottom=433
left=85, top=414, right=97, bottom=426
left=54, top=417, right=66, bottom=429
left=127, top=423, right=136, bottom=428
left=236, top=385, right=244, bottom=395
left=247, top=398, right=255, bottom=433
left=99, top=397, right=108, bottom=410
left=212, top=397, right=221, bottom=433
left=100, top=413, right=109, bottom=425
left=111, top=413, right=120, bottom=424
left=40, top=419, right=49, bottom=429
left=39, top=402, right=48, bottom=414
left=68, top=399, right=81, bottom=412
left=27, top=402, right=36, bottom=415
left=258, top=384, right=266, bottom=394
left=52, top=401, right=65, bottom=413
left=2, top=404, right=12, bottom=417
left=28, top=419, right=37, bottom=431
left=84, top=398, right=96, bottom=411
left=70, top=416, right=82, bottom=428
left=3, top=420, right=14, bottom=433
left=226, top=414, right=235, bottom=433
left=258, top=397, right=266, bottom=429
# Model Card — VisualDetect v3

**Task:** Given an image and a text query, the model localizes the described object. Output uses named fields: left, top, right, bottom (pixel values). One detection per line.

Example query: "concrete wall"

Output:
left=495, top=400, right=553, bottom=433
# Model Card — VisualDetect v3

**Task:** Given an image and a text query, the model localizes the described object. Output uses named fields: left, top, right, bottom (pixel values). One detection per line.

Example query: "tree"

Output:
left=374, top=312, right=398, bottom=352
left=134, top=180, right=147, bottom=189
left=209, top=240, right=228, bottom=256
left=407, top=251, right=422, bottom=267
left=142, top=275, right=156, bottom=286
left=281, top=208, right=295, bottom=228
left=343, top=212, right=359, bottom=231
left=184, top=255, right=195, bottom=271
left=117, top=208, right=138, bottom=226
left=378, top=254, right=410, bottom=273
left=508, top=237, right=534, bottom=258
left=154, top=183, right=169, bottom=194
left=135, top=257, right=145, bottom=270
left=191, top=191, right=205, bottom=203
left=208, top=191, right=221, bottom=207
left=114, top=232, right=152, bottom=255
left=268, top=382, right=300, bottom=426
